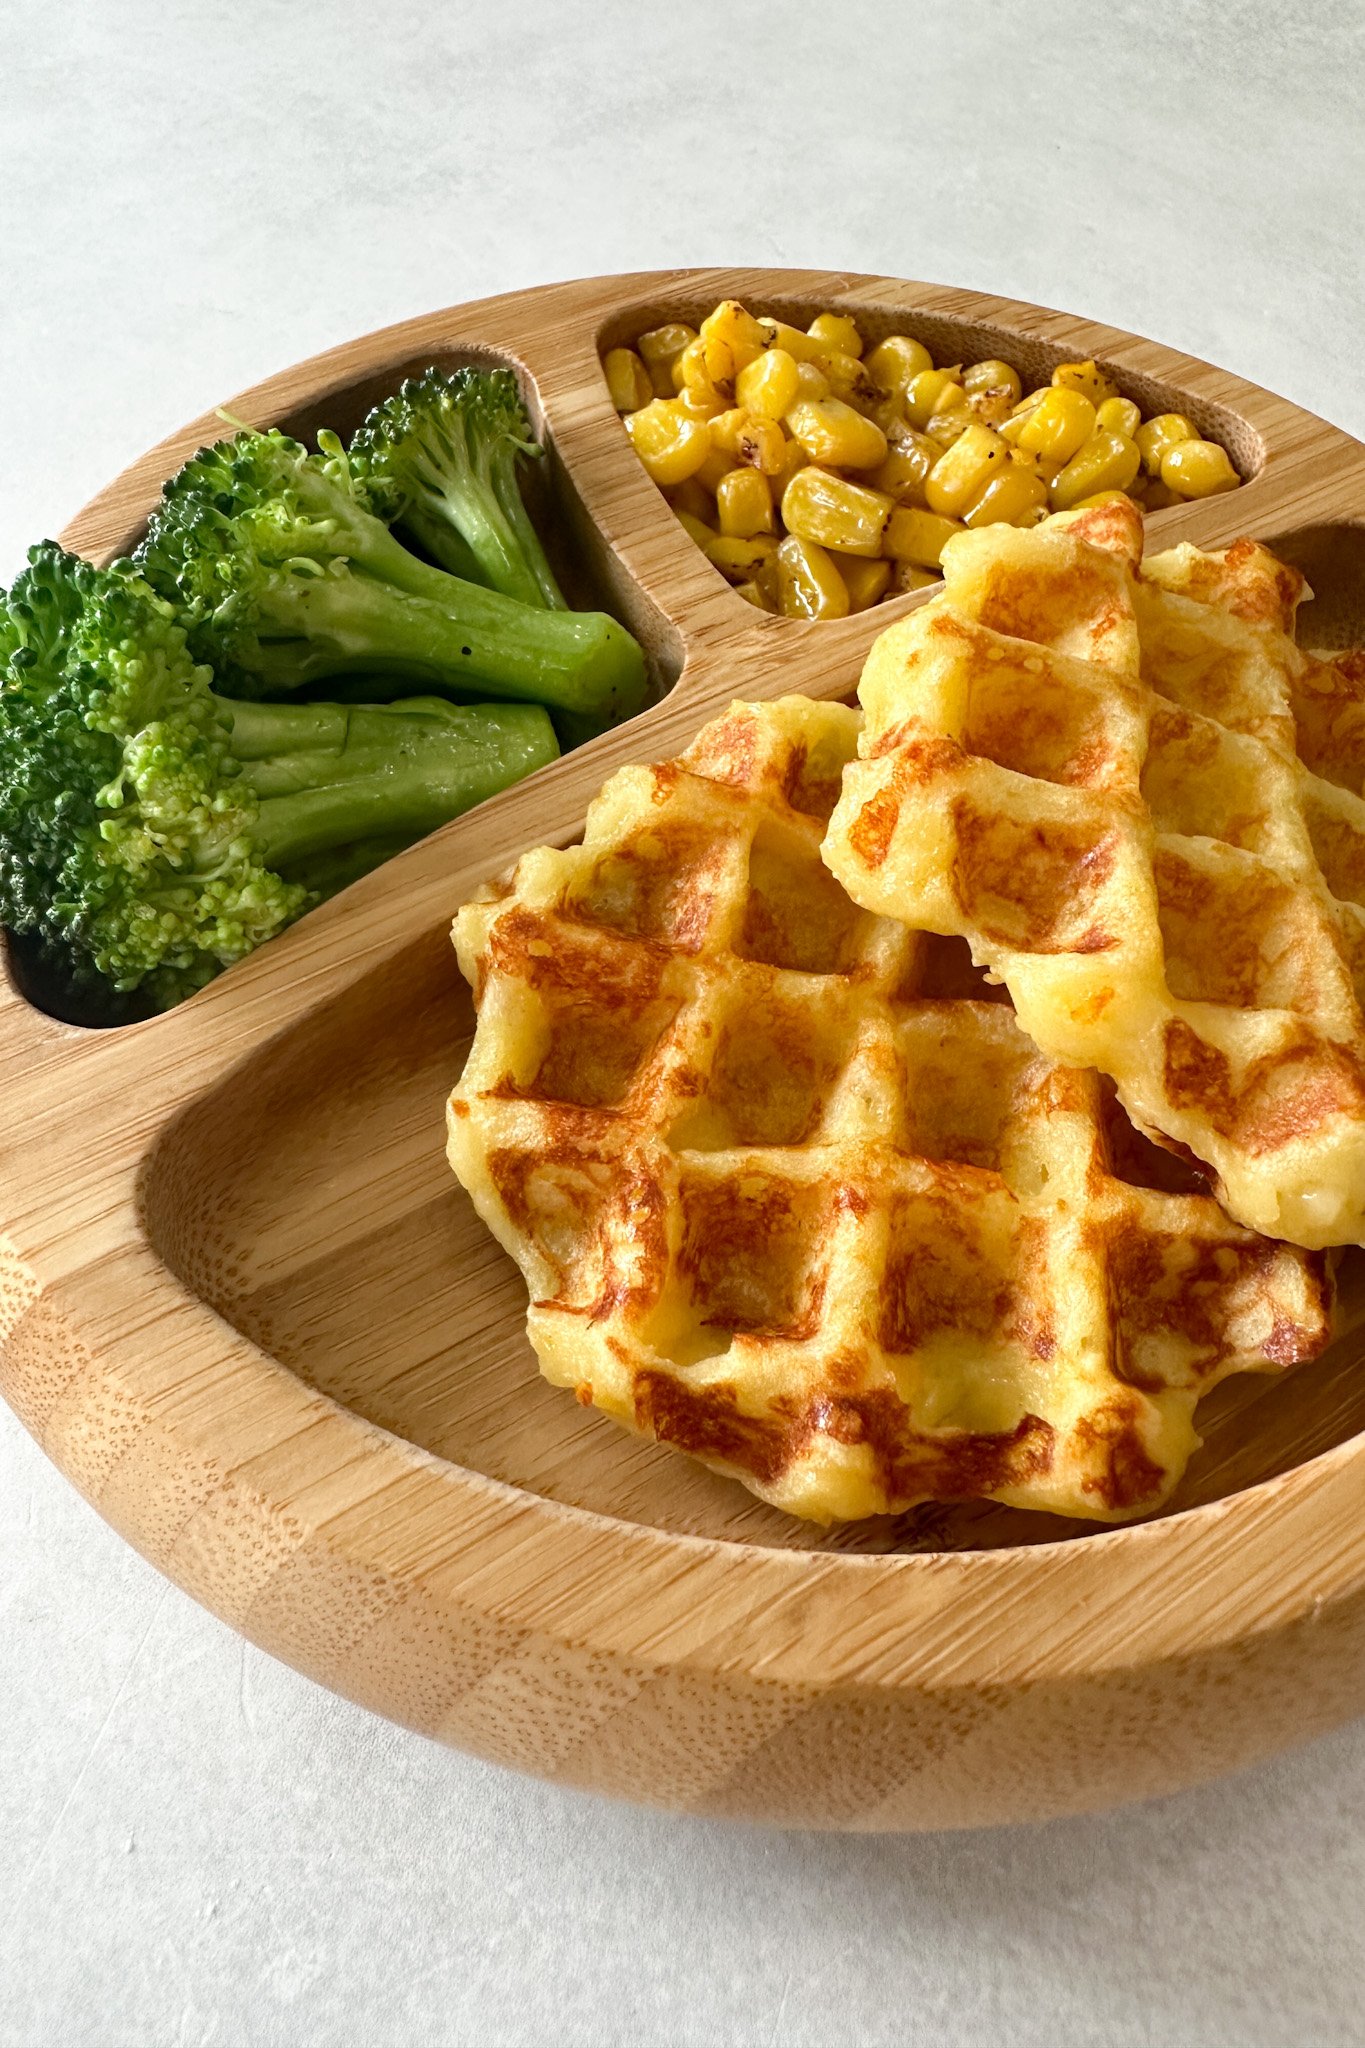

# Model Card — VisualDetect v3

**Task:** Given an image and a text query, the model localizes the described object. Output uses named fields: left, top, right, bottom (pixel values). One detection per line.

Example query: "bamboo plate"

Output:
left=6, top=268, right=1365, bottom=1832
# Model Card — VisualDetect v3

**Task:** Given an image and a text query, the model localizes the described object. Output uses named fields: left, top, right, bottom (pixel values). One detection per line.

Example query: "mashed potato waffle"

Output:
left=448, top=695, right=1332, bottom=1524
left=825, top=500, right=1365, bottom=1249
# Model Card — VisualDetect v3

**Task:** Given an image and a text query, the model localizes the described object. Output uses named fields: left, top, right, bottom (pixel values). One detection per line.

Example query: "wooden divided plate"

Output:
left=6, top=268, right=1365, bottom=1831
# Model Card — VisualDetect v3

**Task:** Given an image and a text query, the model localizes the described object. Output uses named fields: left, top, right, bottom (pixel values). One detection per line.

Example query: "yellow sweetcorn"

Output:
left=1135, top=412, right=1195, bottom=475
left=695, top=446, right=737, bottom=494
left=698, top=300, right=769, bottom=384
left=892, top=562, right=943, bottom=593
left=869, top=432, right=936, bottom=504
left=793, top=360, right=831, bottom=402
left=736, top=348, right=802, bottom=420
left=905, top=367, right=965, bottom=428
left=781, top=468, right=894, bottom=556
left=835, top=554, right=893, bottom=612
left=771, top=435, right=808, bottom=492
left=924, top=424, right=1010, bottom=517
left=716, top=466, right=775, bottom=538
left=665, top=476, right=715, bottom=523
left=962, top=462, right=1049, bottom=528
left=637, top=323, right=696, bottom=399
left=675, top=509, right=718, bottom=550
left=1161, top=437, right=1240, bottom=496
left=866, top=334, right=934, bottom=394
left=963, top=358, right=1024, bottom=406
left=705, top=532, right=779, bottom=582
left=820, top=350, right=880, bottom=407
left=884, top=504, right=965, bottom=568
left=710, top=408, right=786, bottom=474
left=808, top=312, right=864, bottom=358
left=674, top=337, right=730, bottom=413
left=674, top=381, right=727, bottom=422
left=625, top=401, right=712, bottom=486
left=784, top=397, right=887, bottom=470
left=923, top=394, right=975, bottom=450
left=776, top=535, right=850, bottom=619
left=1015, top=387, right=1097, bottom=463
left=1052, top=359, right=1118, bottom=407
left=1096, top=395, right=1141, bottom=439
left=757, top=317, right=826, bottom=363
left=604, top=347, right=654, bottom=414
left=1049, top=428, right=1142, bottom=510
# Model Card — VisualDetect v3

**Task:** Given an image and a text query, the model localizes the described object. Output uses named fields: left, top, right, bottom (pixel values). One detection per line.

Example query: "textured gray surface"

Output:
left=3, top=3, right=1365, bottom=2043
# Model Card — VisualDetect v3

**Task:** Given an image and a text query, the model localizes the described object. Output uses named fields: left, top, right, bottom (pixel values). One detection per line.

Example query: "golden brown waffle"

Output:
left=824, top=500, right=1365, bottom=1249
left=447, top=695, right=1333, bottom=1524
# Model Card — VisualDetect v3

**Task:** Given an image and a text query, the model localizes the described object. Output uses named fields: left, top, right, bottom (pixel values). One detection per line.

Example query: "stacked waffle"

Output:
left=448, top=503, right=1362, bottom=1524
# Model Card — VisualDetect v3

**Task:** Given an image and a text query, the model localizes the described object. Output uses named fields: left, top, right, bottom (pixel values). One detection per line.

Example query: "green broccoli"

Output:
left=0, top=544, right=558, bottom=1014
left=349, top=366, right=566, bottom=608
left=137, top=423, right=646, bottom=724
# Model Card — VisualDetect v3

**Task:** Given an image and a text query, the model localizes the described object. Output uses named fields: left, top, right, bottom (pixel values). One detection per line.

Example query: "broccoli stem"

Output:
left=234, top=551, right=645, bottom=723
left=217, top=695, right=559, bottom=871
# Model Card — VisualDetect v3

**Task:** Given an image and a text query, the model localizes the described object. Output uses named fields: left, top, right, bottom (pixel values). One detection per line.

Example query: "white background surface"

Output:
left=4, top=4, right=1365, bottom=2042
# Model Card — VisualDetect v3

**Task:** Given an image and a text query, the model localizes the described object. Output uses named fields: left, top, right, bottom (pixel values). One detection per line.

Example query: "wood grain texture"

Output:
left=6, top=269, right=1365, bottom=1829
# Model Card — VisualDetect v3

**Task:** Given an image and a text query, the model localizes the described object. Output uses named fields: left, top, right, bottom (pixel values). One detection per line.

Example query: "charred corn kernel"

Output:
left=962, top=463, right=1050, bottom=528
left=924, top=423, right=1010, bottom=517
left=1096, top=396, right=1141, bottom=439
left=637, top=322, right=697, bottom=398
left=604, top=347, right=654, bottom=414
left=963, top=359, right=1023, bottom=405
left=807, top=312, right=864, bottom=358
left=666, top=476, right=716, bottom=522
left=865, top=334, right=934, bottom=394
left=821, top=350, right=879, bottom=407
left=696, top=446, right=738, bottom=494
left=892, top=561, right=942, bottom=593
left=757, top=317, right=827, bottom=363
left=709, top=409, right=785, bottom=475
left=1052, top=360, right=1118, bottom=407
left=1049, top=428, right=1142, bottom=511
left=869, top=432, right=936, bottom=504
left=965, top=386, right=1018, bottom=428
left=716, top=466, right=775, bottom=538
left=1136, top=412, right=1195, bottom=475
left=784, top=397, right=887, bottom=470
left=705, top=533, right=778, bottom=581
left=775, top=535, right=850, bottom=620
left=1016, top=387, right=1097, bottom=463
left=675, top=509, right=718, bottom=549
left=698, top=300, right=768, bottom=384
left=905, top=367, right=965, bottom=427
left=884, top=504, right=965, bottom=568
left=1161, top=437, right=1240, bottom=497
left=675, top=337, right=731, bottom=413
left=835, top=554, right=893, bottom=612
left=793, top=359, right=831, bottom=401
left=625, top=401, right=712, bottom=486
left=781, top=468, right=894, bottom=556
left=733, top=579, right=770, bottom=610
left=736, top=347, right=801, bottom=420
left=710, top=408, right=753, bottom=455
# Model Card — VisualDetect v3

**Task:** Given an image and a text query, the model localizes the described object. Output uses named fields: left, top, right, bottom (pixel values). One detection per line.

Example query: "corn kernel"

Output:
left=784, top=397, right=887, bottom=470
left=756, top=317, right=827, bottom=363
left=775, top=535, right=850, bottom=620
left=781, top=468, right=893, bottom=556
left=1008, top=445, right=1063, bottom=484
left=771, top=435, right=808, bottom=492
left=1049, top=428, right=1142, bottom=510
left=695, top=447, right=737, bottom=494
left=604, top=347, right=654, bottom=414
left=808, top=311, right=864, bottom=358
left=869, top=432, right=936, bottom=504
left=637, top=322, right=697, bottom=399
left=665, top=476, right=715, bottom=522
left=1135, top=412, right=1195, bottom=475
left=965, top=386, right=1018, bottom=428
left=705, top=533, right=779, bottom=582
left=736, top=347, right=801, bottom=420
left=674, top=382, right=726, bottom=422
left=710, top=408, right=753, bottom=455
left=1052, top=360, right=1118, bottom=407
left=675, top=509, right=717, bottom=549
left=905, top=367, right=964, bottom=428
left=924, top=423, right=1010, bottom=517
left=625, top=400, right=712, bottom=486
left=699, top=300, right=768, bottom=384
left=675, top=336, right=730, bottom=412
left=922, top=402, right=973, bottom=451
left=1161, top=437, right=1240, bottom=497
left=820, top=349, right=880, bottom=408
left=892, top=562, right=942, bottom=593
left=962, top=463, right=1050, bottom=528
left=884, top=505, right=965, bottom=568
left=1015, top=387, right=1097, bottom=463
left=962, top=358, right=1023, bottom=405
left=833, top=553, right=893, bottom=612
left=716, top=466, right=775, bottom=537
left=793, top=359, right=831, bottom=402
left=1096, top=396, right=1141, bottom=439
left=865, top=334, right=934, bottom=394
left=733, top=579, right=770, bottom=610
left=709, top=408, right=786, bottom=474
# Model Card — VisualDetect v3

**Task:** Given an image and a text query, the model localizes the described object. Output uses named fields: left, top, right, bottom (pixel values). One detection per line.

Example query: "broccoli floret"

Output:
left=0, top=546, right=558, bottom=1014
left=349, top=367, right=566, bottom=609
left=136, top=424, right=646, bottom=725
